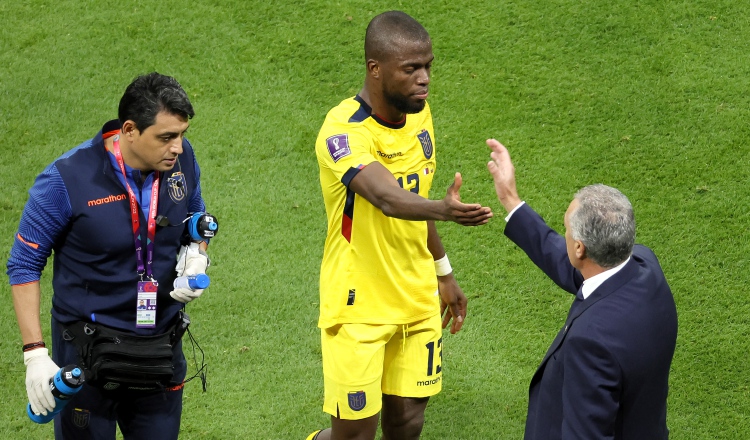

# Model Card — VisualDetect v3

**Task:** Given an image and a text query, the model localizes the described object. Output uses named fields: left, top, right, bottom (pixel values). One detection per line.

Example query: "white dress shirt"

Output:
left=580, top=258, right=630, bottom=299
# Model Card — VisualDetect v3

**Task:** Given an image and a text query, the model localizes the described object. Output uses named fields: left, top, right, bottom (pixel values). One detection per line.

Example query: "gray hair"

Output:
left=569, top=184, right=635, bottom=268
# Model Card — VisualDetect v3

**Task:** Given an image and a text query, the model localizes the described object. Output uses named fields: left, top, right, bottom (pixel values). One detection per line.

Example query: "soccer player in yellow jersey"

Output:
left=308, top=11, right=493, bottom=440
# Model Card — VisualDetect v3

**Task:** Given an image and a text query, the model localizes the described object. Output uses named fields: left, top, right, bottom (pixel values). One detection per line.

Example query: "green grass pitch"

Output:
left=1, top=1, right=748, bottom=438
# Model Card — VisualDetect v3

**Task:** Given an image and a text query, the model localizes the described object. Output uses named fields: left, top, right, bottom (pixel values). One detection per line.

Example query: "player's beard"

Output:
left=383, top=88, right=426, bottom=115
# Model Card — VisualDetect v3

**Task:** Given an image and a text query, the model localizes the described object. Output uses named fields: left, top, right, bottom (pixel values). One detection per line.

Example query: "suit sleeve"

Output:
left=561, top=334, right=622, bottom=439
left=504, top=203, right=583, bottom=294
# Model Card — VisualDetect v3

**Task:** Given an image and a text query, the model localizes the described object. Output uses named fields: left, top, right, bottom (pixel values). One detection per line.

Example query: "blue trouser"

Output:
left=51, top=318, right=187, bottom=440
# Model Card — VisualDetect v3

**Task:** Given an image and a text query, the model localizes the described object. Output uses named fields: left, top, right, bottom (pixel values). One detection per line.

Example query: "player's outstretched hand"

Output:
left=442, top=172, right=493, bottom=226
left=438, top=275, right=467, bottom=334
left=486, top=139, right=522, bottom=213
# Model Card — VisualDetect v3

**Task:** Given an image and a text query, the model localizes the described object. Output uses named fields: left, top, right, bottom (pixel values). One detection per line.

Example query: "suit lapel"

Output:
left=531, top=258, right=641, bottom=381
left=536, top=291, right=584, bottom=369
left=571, top=258, right=640, bottom=319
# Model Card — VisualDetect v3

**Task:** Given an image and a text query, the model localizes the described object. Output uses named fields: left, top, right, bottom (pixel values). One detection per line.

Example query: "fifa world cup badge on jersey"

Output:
left=326, top=134, right=351, bottom=162
left=348, top=391, right=366, bottom=411
left=417, top=129, right=433, bottom=159
left=167, top=171, right=187, bottom=203
left=136, top=280, right=158, bottom=328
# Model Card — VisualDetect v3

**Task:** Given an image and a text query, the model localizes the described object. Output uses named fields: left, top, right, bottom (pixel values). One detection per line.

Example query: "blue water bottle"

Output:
left=173, top=273, right=210, bottom=290
left=187, top=212, right=218, bottom=241
left=27, top=365, right=85, bottom=424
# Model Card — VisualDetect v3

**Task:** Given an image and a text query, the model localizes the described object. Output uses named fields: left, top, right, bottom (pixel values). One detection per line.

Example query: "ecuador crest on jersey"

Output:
left=417, top=129, right=433, bottom=159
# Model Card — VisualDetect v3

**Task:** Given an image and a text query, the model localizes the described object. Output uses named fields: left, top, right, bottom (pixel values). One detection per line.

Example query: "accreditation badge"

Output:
left=136, top=280, right=158, bottom=328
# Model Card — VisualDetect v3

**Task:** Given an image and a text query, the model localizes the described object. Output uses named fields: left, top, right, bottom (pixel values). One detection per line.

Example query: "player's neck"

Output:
left=358, top=87, right=405, bottom=124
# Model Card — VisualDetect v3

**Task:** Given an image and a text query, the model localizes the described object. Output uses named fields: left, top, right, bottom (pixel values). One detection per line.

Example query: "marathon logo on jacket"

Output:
left=326, top=134, right=351, bottom=162
left=417, top=129, right=433, bottom=159
left=167, top=171, right=187, bottom=203
left=87, top=193, right=127, bottom=207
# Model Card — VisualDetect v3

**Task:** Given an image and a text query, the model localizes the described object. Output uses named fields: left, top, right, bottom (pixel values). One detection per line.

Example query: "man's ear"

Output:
left=122, top=120, right=139, bottom=139
left=575, top=240, right=586, bottom=260
left=366, top=59, right=380, bottom=79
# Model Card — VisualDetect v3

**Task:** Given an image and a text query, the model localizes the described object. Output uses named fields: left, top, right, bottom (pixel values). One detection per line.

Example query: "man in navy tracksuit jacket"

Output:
left=8, top=73, right=210, bottom=439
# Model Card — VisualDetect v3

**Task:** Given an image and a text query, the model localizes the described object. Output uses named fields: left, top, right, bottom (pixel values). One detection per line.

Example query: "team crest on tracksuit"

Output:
left=72, top=408, right=91, bottom=429
left=417, top=129, right=433, bottom=159
left=348, top=391, right=366, bottom=411
left=167, top=171, right=187, bottom=203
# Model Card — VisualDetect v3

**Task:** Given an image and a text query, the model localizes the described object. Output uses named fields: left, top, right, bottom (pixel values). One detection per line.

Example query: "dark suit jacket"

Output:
left=505, top=203, right=677, bottom=440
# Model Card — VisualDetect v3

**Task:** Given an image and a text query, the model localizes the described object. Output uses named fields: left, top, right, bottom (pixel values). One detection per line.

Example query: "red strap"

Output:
left=112, top=136, right=160, bottom=277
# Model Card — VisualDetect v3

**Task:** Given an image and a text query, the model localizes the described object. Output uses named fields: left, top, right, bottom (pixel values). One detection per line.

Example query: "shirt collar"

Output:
left=353, top=95, right=407, bottom=129
left=581, top=257, right=631, bottom=299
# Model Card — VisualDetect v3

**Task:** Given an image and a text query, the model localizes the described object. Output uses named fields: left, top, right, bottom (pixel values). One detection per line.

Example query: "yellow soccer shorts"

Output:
left=321, top=313, right=444, bottom=420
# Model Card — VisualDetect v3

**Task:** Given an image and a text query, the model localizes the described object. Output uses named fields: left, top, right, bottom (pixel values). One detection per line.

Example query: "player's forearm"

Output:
left=349, top=162, right=451, bottom=221
left=428, top=221, right=457, bottom=281
left=426, top=221, right=446, bottom=259
left=377, top=189, right=451, bottom=221
left=11, top=282, right=45, bottom=344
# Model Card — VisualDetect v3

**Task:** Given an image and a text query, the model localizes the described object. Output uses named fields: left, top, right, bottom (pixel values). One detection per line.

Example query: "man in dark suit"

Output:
left=485, top=139, right=678, bottom=439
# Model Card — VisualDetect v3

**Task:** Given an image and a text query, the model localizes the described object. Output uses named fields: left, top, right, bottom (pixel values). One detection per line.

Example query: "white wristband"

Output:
left=434, top=254, right=453, bottom=277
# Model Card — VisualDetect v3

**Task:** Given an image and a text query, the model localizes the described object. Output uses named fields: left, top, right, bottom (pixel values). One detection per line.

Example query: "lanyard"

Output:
left=112, top=135, right=160, bottom=279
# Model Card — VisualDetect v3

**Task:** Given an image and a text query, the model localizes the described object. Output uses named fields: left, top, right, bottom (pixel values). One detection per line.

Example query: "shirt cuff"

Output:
left=504, top=201, right=526, bottom=222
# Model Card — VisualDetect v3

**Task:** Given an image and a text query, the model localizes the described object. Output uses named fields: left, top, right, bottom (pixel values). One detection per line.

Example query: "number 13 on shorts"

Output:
left=425, top=337, right=442, bottom=377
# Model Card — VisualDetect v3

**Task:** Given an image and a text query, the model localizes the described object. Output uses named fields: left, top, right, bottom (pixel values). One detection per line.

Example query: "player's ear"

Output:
left=367, top=59, right=380, bottom=79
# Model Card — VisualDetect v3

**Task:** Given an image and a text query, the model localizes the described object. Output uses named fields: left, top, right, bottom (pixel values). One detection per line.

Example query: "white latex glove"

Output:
left=170, top=287, right=203, bottom=303
left=24, top=348, right=60, bottom=416
left=174, top=243, right=209, bottom=277
left=170, top=243, right=209, bottom=303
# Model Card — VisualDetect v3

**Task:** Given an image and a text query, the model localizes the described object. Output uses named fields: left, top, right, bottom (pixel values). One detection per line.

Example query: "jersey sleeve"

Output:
left=317, top=130, right=377, bottom=187
left=6, top=164, right=72, bottom=285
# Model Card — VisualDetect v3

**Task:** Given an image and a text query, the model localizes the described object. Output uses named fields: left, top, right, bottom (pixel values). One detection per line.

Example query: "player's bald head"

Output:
left=365, top=11, right=431, bottom=62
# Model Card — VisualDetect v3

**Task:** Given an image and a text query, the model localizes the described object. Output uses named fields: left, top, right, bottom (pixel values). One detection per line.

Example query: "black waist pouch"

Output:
left=61, top=312, right=190, bottom=392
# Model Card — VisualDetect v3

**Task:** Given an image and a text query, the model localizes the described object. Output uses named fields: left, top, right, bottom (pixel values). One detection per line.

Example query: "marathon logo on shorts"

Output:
left=326, top=134, right=351, bottom=163
left=417, top=129, right=433, bottom=159
left=72, top=408, right=90, bottom=429
left=417, top=376, right=442, bottom=387
left=348, top=391, right=366, bottom=411
left=167, top=171, right=187, bottom=203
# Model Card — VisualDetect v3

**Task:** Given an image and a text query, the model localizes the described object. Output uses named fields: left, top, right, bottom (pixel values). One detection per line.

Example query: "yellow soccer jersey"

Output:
left=315, top=95, right=440, bottom=328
